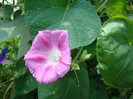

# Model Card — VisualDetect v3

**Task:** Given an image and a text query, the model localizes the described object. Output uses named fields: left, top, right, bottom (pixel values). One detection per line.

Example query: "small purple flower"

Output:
left=6, top=42, right=10, bottom=45
left=0, top=47, right=12, bottom=64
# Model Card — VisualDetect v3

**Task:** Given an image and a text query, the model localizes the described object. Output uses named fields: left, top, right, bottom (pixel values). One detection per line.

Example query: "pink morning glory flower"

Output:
left=24, top=30, right=71, bottom=84
left=0, top=47, right=12, bottom=64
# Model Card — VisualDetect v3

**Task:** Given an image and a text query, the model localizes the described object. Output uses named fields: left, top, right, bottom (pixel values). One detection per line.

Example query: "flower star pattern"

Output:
left=24, top=30, right=71, bottom=84
left=0, top=47, right=12, bottom=64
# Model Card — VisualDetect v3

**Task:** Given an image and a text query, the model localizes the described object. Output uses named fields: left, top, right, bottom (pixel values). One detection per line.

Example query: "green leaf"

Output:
left=38, top=67, right=89, bottom=99
left=130, top=95, right=133, bottom=99
left=14, top=94, right=34, bottom=99
left=14, top=10, right=22, bottom=19
left=0, top=5, right=13, bottom=19
left=14, top=57, right=37, bottom=97
left=126, top=14, right=133, bottom=21
left=112, top=96, right=121, bottom=99
left=96, top=16, right=133, bottom=89
left=88, top=79, right=108, bottom=99
left=106, top=0, right=128, bottom=16
left=0, top=15, right=25, bottom=43
left=17, top=27, right=31, bottom=59
left=85, top=41, right=96, bottom=59
left=25, top=0, right=101, bottom=49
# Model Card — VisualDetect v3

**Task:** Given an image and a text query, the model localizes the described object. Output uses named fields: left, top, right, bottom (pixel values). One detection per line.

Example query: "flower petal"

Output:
left=32, top=31, right=52, bottom=54
left=50, top=30, right=67, bottom=47
left=59, top=54, right=71, bottom=65
left=25, top=47, right=47, bottom=58
left=55, top=62, right=70, bottom=78
left=59, top=47, right=71, bottom=65
left=33, top=65, right=50, bottom=83
left=58, top=30, right=69, bottom=51
left=38, top=30, right=52, bottom=49
left=0, top=59, right=12, bottom=64
left=24, top=48, right=47, bottom=60
left=41, top=66, right=58, bottom=84
left=25, top=57, right=47, bottom=74
left=0, top=47, right=8, bottom=62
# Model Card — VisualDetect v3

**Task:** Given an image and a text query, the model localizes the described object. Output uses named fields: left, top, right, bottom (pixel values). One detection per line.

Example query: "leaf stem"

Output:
left=0, top=78, right=14, bottom=86
left=73, top=47, right=83, bottom=62
left=74, top=70, right=80, bottom=87
left=12, top=38, right=17, bottom=59
left=96, top=0, right=108, bottom=12
left=3, top=82, right=13, bottom=99
left=72, top=47, right=83, bottom=87
left=99, top=9, right=106, bottom=17
left=128, top=0, right=132, bottom=13
left=76, top=60, right=85, bottom=64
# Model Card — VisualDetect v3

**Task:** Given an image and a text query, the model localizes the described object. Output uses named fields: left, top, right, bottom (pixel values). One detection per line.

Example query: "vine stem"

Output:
left=122, top=90, right=127, bottom=99
left=3, top=82, right=13, bottom=99
left=74, top=70, right=80, bottom=87
left=73, top=47, right=83, bottom=62
left=128, top=0, right=132, bottom=13
left=2, top=0, right=4, bottom=5
left=96, top=0, right=108, bottom=12
left=72, top=47, right=83, bottom=87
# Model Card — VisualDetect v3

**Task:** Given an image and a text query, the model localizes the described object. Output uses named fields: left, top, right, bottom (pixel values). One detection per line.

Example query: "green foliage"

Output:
left=85, top=41, right=96, bottom=59
left=14, top=10, right=22, bottom=19
left=0, top=5, right=13, bottom=19
left=17, top=27, right=31, bottom=59
left=1, top=0, right=133, bottom=98
left=38, top=66, right=89, bottom=99
left=97, top=16, right=133, bottom=89
left=0, top=5, right=25, bottom=43
left=0, top=16, right=25, bottom=43
left=13, top=57, right=37, bottom=97
left=106, top=0, right=128, bottom=16
left=25, top=0, right=101, bottom=49
left=88, top=79, right=108, bottom=99
left=15, top=94, right=34, bottom=99
left=0, top=37, right=20, bottom=98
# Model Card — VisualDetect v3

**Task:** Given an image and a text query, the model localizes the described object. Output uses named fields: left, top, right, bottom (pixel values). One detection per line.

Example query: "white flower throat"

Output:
left=47, top=48, right=61, bottom=65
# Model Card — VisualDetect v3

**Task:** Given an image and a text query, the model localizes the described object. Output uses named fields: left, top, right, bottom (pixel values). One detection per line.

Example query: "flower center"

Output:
left=47, top=48, right=61, bottom=65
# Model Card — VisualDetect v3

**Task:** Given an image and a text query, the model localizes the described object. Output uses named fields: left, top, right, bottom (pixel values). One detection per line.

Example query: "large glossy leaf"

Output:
left=96, top=16, right=133, bottom=89
left=38, top=67, right=89, bottom=99
left=14, top=57, right=37, bottom=97
left=25, top=0, right=101, bottom=49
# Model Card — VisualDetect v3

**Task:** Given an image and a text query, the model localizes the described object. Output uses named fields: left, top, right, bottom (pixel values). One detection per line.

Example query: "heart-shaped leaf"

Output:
left=97, top=16, right=133, bottom=89
left=25, top=0, right=101, bottom=49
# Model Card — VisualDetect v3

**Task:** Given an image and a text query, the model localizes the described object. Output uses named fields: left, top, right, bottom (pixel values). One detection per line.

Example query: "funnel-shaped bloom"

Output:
left=0, top=47, right=12, bottom=64
left=24, top=30, right=71, bottom=84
